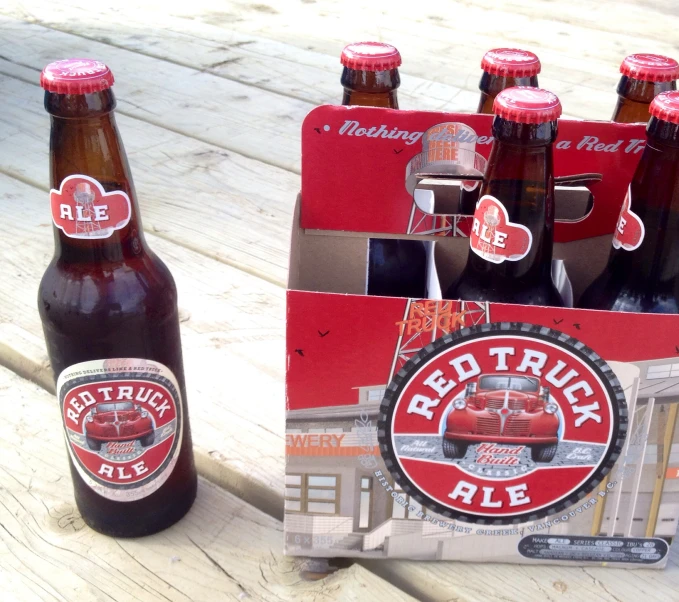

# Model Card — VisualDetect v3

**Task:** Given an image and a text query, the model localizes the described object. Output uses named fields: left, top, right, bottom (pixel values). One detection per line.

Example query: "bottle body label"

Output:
left=612, top=187, right=645, bottom=251
left=58, top=358, right=183, bottom=502
left=469, top=195, right=533, bottom=264
left=50, top=174, right=131, bottom=239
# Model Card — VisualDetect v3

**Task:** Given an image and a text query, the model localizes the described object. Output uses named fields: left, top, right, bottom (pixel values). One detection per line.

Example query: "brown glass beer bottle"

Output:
left=580, top=91, right=679, bottom=313
left=612, top=54, right=679, bottom=123
left=457, top=49, right=542, bottom=216
left=477, top=48, right=541, bottom=115
left=38, top=59, right=197, bottom=537
left=446, top=87, right=563, bottom=306
left=341, top=42, right=427, bottom=298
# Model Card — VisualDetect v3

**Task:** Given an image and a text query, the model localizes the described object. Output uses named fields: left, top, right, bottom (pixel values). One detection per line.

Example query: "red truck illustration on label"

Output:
left=84, top=401, right=155, bottom=451
left=443, top=374, right=560, bottom=463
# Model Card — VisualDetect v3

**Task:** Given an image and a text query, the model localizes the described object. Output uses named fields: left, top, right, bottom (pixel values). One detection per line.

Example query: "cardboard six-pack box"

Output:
left=285, top=105, right=679, bottom=567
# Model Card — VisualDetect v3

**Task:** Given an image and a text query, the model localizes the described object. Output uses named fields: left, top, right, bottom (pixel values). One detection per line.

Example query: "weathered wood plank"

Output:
left=3, top=0, right=479, bottom=113
left=0, top=15, right=309, bottom=174
left=363, top=547, right=679, bottom=602
left=121, top=0, right=676, bottom=120
left=0, top=364, right=417, bottom=602
left=0, top=172, right=286, bottom=520
left=0, top=71, right=295, bottom=286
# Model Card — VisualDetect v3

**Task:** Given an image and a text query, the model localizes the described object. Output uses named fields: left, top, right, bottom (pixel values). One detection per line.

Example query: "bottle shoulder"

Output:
left=38, top=251, right=177, bottom=326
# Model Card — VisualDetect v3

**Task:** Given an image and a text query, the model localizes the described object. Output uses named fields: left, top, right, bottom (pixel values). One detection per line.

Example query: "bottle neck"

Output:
left=477, top=72, right=539, bottom=114
left=46, top=89, right=146, bottom=264
left=471, top=118, right=557, bottom=280
left=612, top=76, right=676, bottom=123
left=607, top=117, right=679, bottom=284
left=341, top=67, right=399, bottom=108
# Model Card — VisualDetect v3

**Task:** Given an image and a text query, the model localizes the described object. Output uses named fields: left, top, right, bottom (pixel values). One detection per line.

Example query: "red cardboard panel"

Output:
left=300, top=106, right=646, bottom=243
left=286, top=290, right=679, bottom=410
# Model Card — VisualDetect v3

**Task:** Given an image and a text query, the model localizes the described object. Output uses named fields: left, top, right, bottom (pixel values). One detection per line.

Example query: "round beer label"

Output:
left=378, top=323, right=627, bottom=524
left=57, top=358, right=183, bottom=502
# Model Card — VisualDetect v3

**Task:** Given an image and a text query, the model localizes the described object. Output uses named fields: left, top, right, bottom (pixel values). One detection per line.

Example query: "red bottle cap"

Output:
left=493, top=87, right=562, bottom=124
left=481, top=48, right=541, bottom=78
left=40, top=59, right=115, bottom=94
left=650, top=91, right=679, bottom=124
left=340, top=42, right=402, bottom=71
left=620, top=54, right=679, bottom=83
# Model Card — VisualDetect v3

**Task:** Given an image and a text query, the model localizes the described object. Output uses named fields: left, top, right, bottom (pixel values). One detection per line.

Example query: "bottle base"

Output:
left=77, top=475, right=198, bottom=538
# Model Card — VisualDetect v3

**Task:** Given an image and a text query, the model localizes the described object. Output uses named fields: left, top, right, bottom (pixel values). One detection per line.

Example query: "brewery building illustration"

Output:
left=285, top=302, right=679, bottom=560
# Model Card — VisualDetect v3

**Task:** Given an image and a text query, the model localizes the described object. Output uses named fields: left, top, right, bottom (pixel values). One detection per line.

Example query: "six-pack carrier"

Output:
left=285, top=104, right=679, bottom=567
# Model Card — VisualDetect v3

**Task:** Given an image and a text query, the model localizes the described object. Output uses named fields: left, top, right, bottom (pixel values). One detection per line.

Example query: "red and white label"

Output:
left=50, top=175, right=131, bottom=239
left=470, top=196, right=533, bottom=264
left=381, top=327, right=624, bottom=522
left=612, top=186, right=645, bottom=251
left=57, top=358, right=183, bottom=502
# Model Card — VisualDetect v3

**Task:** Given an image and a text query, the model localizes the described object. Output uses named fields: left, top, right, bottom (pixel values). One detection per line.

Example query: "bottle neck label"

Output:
left=612, top=186, right=645, bottom=251
left=469, top=195, right=533, bottom=264
left=50, top=175, right=131, bottom=239
left=57, top=358, right=183, bottom=502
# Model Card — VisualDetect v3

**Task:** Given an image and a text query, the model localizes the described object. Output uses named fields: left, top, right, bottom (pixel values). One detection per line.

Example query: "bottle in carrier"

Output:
left=458, top=49, right=542, bottom=216
left=446, top=87, right=563, bottom=307
left=38, top=59, right=197, bottom=537
left=612, top=54, right=679, bottom=123
left=580, top=91, right=679, bottom=313
left=340, top=42, right=428, bottom=298
left=477, top=48, right=541, bottom=115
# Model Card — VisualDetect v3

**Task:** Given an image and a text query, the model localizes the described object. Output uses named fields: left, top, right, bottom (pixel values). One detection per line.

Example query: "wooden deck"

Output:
left=2, top=1, right=679, bottom=600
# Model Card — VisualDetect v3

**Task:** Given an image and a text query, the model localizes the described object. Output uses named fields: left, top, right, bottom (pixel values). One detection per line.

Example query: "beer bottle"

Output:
left=477, top=48, right=541, bottom=115
left=612, top=54, right=679, bottom=123
left=580, top=91, right=679, bottom=313
left=341, top=42, right=427, bottom=298
left=38, top=59, right=197, bottom=537
left=458, top=49, right=541, bottom=215
left=446, top=87, right=563, bottom=307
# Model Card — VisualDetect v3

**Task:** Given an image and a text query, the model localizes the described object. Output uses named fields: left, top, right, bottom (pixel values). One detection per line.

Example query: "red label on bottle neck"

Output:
left=50, top=174, right=131, bottom=239
left=612, top=187, right=645, bottom=251
left=469, top=195, right=533, bottom=263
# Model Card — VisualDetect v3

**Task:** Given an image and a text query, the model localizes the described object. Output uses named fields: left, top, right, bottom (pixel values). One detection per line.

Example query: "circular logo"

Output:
left=378, top=323, right=627, bottom=524
left=59, top=359, right=183, bottom=502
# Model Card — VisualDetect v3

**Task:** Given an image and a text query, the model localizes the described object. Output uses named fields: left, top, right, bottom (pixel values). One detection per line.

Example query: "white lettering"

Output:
left=448, top=481, right=477, bottom=505
left=564, top=381, right=594, bottom=404
left=117, top=386, right=133, bottom=400
left=93, top=205, right=109, bottom=221
left=132, top=461, right=149, bottom=476
left=155, top=399, right=171, bottom=418
left=573, top=402, right=602, bottom=427
left=98, top=464, right=114, bottom=478
left=507, top=484, right=531, bottom=506
left=98, top=387, right=113, bottom=401
left=545, top=360, right=579, bottom=388
left=481, top=487, right=502, bottom=508
left=407, top=394, right=440, bottom=420
left=493, top=230, right=508, bottom=248
left=489, top=347, right=515, bottom=371
left=60, top=204, right=74, bottom=220
left=472, top=218, right=481, bottom=237
left=449, top=353, right=481, bottom=382
left=516, top=349, right=548, bottom=376
left=147, top=391, right=164, bottom=408
left=423, top=369, right=456, bottom=397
